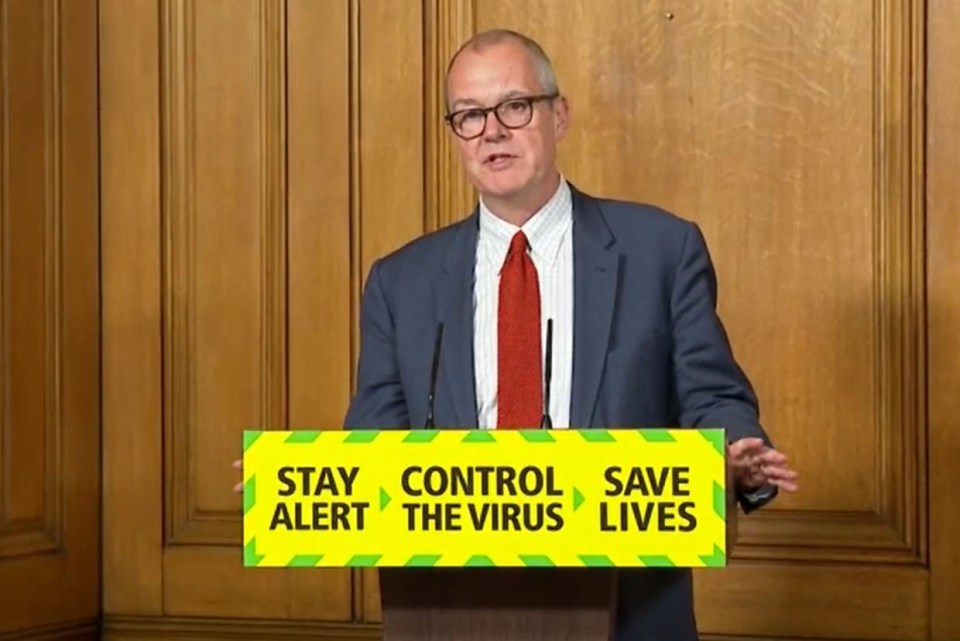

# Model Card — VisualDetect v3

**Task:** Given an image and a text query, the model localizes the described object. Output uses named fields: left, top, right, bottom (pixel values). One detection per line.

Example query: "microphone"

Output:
left=540, top=319, right=553, bottom=430
left=424, top=322, right=444, bottom=429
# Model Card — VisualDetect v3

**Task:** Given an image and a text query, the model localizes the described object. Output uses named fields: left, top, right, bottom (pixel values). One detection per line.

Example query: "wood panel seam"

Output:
left=44, top=0, right=65, bottom=555
left=102, top=615, right=378, bottom=640
left=0, top=618, right=99, bottom=641
left=348, top=0, right=362, bottom=622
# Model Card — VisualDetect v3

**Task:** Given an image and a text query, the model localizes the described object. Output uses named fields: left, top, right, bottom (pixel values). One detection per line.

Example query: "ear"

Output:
left=553, top=96, right=571, bottom=139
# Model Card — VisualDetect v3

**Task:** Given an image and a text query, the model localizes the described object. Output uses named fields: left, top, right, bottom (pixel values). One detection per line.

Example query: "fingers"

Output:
left=757, top=449, right=787, bottom=464
left=768, top=477, right=799, bottom=492
left=730, top=441, right=791, bottom=475
left=233, top=459, right=244, bottom=494
left=763, top=464, right=798, bottom=481
left=729, top=439, right=801, bottom=494
left=752, top=463, right=800, bottom=492
left=763, top=465, right=798, bottom=489
left=729, top=439, right=773, bottom=479
left=728, top=437, right=765, bottom=458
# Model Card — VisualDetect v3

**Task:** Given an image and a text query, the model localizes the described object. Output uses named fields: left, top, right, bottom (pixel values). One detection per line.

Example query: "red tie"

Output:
left=497, top=231, right=542, bottom=429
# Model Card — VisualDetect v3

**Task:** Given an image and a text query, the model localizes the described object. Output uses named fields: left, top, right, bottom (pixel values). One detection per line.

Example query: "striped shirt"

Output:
left=473, top=178, right=574, bottom=429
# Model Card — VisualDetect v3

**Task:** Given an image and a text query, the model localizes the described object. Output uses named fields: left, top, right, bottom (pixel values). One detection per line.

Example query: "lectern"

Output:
left=379, top=567, right=617, bottom=641
left=241, top=427, right=735, bottom=641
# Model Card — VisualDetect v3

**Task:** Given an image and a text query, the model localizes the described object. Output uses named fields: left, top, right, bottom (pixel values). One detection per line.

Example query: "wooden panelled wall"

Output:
left=2, top=0, right=959, bottom=639
left=0, top=0, right=100, bottom=639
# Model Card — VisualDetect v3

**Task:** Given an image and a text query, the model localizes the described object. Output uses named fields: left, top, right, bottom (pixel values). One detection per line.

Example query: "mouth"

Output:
left=484, top=152, right=516, bottom=164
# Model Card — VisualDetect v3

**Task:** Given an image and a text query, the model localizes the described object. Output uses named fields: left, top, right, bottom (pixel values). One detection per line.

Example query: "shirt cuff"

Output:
left=737, top=484, right=778, bottom=514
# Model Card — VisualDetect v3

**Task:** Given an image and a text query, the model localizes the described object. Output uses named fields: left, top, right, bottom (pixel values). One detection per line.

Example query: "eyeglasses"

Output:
left=444, top=93, right=559, bottom=140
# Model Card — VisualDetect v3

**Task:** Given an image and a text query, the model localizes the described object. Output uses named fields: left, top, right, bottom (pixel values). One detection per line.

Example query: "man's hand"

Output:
left=232, top=459, right=243, bottom=493
left=728, top=437, right=799, bottom=493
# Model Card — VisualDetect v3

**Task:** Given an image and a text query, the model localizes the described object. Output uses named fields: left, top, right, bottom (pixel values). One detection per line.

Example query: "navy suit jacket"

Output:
left=344, top=185, right=775, bottom=640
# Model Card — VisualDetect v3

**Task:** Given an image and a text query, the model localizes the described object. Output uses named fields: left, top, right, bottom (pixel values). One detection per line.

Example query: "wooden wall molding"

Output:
left=101, top=0, right=165, bottom=614
left=0, top=619, right=98, bottom=641
left=102, top=616, right=378, bottom=641
left=346, top=0, right=364, bottom=621
left=1, top=0, right=99, bottom=630
left=702, top=636, right=914, bottom=641
left=97, top=615, right=926, bottom=641
left=161, top=0, right=201, bottom=546
left=927, top=0, right=960, bottom=636
left=259, top=0, right=289, bottom=444
left=424, top=0, right=476, bottom=231
left=695, top=563, right=927, bottom=640
left=347, top=0, right=360, bottom=395
left=716, top=0, right=926, bottom=565
left=0, top=0, right=64, bottom=561
left=99, top=614, right=922, bottom=641
left=162, top=0, right=289, bottom=547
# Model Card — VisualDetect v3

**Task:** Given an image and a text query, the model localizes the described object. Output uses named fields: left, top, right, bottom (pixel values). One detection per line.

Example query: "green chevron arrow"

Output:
left=380, top=487, right=392, bottom=511
left=572, top=487, right=585, bottom=512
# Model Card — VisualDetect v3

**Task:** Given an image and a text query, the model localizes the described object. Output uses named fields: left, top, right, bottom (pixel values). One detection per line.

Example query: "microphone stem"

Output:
left=541, top=319, right=553, bottom=429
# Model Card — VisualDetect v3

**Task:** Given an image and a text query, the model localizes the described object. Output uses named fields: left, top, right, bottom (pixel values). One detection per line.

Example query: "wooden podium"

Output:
left=379, top=566, right=617, bottom=641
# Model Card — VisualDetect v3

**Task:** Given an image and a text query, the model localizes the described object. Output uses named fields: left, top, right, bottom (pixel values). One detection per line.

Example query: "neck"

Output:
left=482, top=172, right=561, bottom=227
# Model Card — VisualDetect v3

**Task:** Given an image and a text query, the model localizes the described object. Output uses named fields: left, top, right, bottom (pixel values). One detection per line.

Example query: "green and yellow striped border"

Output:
left=242, top=428, right=729, bottom=569
left=242, top=543, right=729, bottom=569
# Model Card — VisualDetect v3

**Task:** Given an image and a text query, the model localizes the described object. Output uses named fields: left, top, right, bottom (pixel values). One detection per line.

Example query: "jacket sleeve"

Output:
left=343, top=260, right=410, bottom=430
left=670, top=222, right=777, bottom=512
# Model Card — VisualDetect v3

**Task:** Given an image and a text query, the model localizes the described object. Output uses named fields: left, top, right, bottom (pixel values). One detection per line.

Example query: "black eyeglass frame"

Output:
left=444, top=93, right=560, bottom=140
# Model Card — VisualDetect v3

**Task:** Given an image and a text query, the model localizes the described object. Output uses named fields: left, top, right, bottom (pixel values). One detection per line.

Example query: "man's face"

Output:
left=445, top=41, right=569, bottom=204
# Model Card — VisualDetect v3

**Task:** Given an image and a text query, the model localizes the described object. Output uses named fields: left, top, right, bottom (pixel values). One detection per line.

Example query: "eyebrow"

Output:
left=449, top=89, right=533, bottom=112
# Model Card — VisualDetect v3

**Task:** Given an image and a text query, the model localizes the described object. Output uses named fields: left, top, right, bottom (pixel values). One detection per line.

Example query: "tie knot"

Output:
left=508, top=231, right=529, bottom=257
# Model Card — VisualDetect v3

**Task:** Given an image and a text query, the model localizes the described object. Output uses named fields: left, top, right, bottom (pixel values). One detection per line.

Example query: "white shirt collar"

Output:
left=478, top=177, right=572, bottom=272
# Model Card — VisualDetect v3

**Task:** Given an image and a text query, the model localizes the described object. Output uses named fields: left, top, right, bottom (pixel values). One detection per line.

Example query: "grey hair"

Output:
left=444, top=29, right=560, bottom=111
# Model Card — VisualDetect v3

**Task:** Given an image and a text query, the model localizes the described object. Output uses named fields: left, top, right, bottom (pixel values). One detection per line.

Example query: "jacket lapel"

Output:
left=434, top=212, right=480, bottom=427
left=569, top=189, right=619, bottom=427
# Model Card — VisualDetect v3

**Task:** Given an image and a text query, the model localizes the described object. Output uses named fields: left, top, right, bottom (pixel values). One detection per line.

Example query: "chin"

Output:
left=476, top=171, right=532, bottom=199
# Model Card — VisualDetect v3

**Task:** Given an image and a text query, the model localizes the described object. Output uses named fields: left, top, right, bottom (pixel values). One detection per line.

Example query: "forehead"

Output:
left=447, top=41, right=541, bottom=106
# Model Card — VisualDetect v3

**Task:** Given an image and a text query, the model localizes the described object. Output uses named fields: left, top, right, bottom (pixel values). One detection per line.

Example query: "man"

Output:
left=346, top=29, right=797, bottom=640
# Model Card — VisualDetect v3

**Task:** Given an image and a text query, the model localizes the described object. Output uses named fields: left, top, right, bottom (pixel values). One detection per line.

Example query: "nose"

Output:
left=482, top=110, right=508, bottom=141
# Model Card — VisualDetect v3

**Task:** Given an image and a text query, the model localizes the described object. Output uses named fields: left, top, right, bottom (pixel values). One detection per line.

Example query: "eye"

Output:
left=503, top=100, right=528, bottom=112
left=460, top=109, right=486, bottom=122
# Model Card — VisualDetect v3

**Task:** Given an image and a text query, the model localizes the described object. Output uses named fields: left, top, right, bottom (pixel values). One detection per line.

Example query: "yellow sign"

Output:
left=242, top=428, right=729, bottom=568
